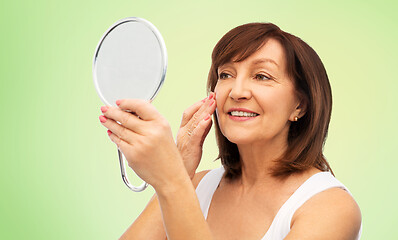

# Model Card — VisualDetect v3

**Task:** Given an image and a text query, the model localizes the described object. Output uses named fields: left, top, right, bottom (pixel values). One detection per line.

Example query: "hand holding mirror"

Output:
left=93, top=17, right=167, bottom=192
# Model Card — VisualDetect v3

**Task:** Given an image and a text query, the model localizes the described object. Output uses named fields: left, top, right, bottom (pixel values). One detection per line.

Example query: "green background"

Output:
left=1, top=0, right=397, bottom=239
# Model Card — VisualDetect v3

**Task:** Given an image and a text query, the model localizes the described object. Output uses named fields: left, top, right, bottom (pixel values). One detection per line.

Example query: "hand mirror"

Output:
left=93, top=17, right=167, bottom=192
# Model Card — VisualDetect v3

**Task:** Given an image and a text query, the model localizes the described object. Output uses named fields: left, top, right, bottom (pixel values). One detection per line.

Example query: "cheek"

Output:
left=214, top=83, right=226, bottom=108
left=255, top=88, right=297, bottom=117
left=214, top=84, right=228, bottom=129
left=214, top=83, right=220, bottom=96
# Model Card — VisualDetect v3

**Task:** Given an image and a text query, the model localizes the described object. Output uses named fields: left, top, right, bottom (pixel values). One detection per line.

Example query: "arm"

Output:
left=119, top=171, right=210, bottom=240
left=100, top=98, right=216, bottom=240
left=285, top=188, right=362, bottom=240
left=155, top=171, right=214, bottom=240
left=119, top=193, right=165, bottom=240
left=118, top=94, right=215, bottom=239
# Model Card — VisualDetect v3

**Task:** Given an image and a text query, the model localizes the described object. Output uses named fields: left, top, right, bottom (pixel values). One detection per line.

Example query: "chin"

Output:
left=222, top=130, right=259, bottom=145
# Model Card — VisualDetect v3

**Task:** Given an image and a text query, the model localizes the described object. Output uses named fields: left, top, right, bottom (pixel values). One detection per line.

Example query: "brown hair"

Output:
left=207, top=23, right=333, bottom=180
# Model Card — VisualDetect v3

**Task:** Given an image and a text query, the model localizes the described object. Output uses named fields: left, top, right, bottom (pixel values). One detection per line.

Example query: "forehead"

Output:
left=220, top=38, right=287, bottom=71
left=249, top=39, right=286, bottom=67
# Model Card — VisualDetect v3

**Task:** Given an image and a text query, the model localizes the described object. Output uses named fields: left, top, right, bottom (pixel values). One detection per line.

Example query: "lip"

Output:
left=226, top=108, right=259, bottom=121
left=227, top=108, right=259, bottom=114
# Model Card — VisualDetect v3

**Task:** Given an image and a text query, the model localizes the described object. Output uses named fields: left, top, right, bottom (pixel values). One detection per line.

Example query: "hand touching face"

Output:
left=176, top=93, right=216, bottom=179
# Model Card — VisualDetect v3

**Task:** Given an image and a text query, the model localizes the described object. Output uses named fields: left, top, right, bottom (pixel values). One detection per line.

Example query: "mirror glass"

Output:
left=93, top=17, right=167, bottom=106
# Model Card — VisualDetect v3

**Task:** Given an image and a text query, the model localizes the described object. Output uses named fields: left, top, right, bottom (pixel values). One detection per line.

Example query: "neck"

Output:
left=236, top=137, right=288, bottom=188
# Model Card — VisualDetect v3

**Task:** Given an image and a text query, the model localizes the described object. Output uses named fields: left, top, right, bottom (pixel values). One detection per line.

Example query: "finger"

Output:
left=101, top=105, right=145, bottom=134
left=189, top=114, right=213, bottom=145
left=99, top=115, right=138, bottom=144
left=116, top=99, right=160, bottom=121
left=107, top=130, right=132, bottom=156
left=180, top=98, right=206, bottom=128
left=200, top=117, right=213, bottom=147
left=182, top=92, right=215, bottom=127
left=187, top=93, right=216, bottom=130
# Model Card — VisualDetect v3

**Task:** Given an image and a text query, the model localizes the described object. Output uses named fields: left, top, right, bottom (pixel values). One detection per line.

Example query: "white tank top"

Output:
left=195, top=167, right=362, bottom=239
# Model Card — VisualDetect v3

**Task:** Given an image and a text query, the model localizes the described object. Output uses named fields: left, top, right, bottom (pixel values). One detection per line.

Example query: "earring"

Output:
left=294, top=116, right=299, bottom=122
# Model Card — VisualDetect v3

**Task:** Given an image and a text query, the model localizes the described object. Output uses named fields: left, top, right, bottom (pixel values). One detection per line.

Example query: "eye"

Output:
left=254, top=74, right=271, bottom=81
left=219, top=72, right=232, bottom=80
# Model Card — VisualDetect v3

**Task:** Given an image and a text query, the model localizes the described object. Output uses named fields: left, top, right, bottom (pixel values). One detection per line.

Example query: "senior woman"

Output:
left=99, top=23, right=362, bottom=239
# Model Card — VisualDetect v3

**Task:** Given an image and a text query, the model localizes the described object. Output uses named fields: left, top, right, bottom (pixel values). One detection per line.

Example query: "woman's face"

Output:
left=214, top=38, right=304, bottom=146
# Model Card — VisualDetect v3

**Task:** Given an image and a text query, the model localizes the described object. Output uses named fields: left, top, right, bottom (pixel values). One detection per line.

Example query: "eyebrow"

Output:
left=251, top=58, right=279, bottom=68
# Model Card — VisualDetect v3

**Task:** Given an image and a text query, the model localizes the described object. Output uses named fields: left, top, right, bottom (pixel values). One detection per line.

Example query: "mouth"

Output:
left=228, top=111, right=259, bottom=117
left=227, top=108, right=259, bottom=120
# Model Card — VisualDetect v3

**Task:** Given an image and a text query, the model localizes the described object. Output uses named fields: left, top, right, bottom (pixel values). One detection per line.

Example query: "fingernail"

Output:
left=107, top=130, right=112, bottom=136
left=208, top=93, right=214, bottom=100
left=116, top=100, right=122, bottom=106
left=99, top=115, right=107, bottom=123
left=101, top=106, right=108, bottom=113
left=204, top=114, right=211, bottom=121
left=209, top=100, right=215, bottom=106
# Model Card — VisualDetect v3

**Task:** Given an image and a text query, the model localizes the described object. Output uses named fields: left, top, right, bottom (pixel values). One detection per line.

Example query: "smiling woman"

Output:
left=101, top=22, right=362, bottom=240
left=207, top=23, right=333, bottom=180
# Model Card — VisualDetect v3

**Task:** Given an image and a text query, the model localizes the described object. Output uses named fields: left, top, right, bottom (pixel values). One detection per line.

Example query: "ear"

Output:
left=290, top=96, right=308, bottom=122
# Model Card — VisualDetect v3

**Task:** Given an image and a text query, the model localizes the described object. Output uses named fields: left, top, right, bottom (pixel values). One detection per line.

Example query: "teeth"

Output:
left=230, top=111, right=258, bottom=117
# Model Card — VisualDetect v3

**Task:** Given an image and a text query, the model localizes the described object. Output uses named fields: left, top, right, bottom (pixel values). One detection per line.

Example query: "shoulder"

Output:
left=192, top=169, right=212, bottom=189
left=286, top=187, right=362, bottom=240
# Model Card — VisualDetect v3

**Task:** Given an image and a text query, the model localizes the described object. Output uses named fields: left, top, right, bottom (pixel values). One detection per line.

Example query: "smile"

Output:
left=229, top=111, right=259, bottom=117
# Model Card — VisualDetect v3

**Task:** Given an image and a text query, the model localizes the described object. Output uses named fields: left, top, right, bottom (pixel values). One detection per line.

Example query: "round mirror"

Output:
left=93, top=17, right=167, bottom=192
left=93, top=17, right=167, bottom=106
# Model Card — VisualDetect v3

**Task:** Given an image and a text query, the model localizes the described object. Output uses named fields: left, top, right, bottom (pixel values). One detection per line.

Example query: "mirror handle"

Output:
left=118, top=149, right=149, bottom=192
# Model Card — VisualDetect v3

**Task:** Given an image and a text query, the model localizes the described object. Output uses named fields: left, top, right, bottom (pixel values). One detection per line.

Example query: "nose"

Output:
left=229, top=77, right=252, bottom=101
